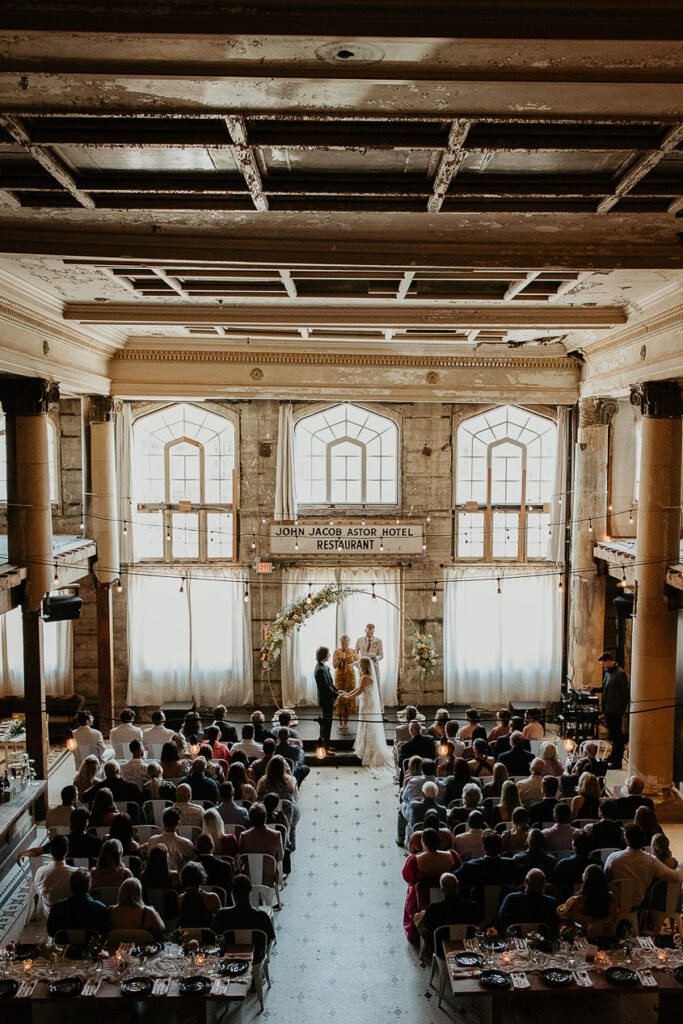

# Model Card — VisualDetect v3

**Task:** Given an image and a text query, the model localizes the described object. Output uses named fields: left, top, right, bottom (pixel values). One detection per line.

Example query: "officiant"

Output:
left=355, top=623, right=384, bottom=711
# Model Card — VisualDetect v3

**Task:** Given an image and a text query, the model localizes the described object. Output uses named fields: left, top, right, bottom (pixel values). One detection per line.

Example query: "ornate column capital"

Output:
left=630, top=380, right=683, bottom=418
left=88, top=395, right=116, bottom=423
left=579, top=396, right=619, bottom=428
left=0, top=377, right=59, bottom=416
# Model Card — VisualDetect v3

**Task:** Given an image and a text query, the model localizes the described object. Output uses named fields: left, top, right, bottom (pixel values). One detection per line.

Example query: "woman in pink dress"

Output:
left=401, top=828, right=462, bottom=942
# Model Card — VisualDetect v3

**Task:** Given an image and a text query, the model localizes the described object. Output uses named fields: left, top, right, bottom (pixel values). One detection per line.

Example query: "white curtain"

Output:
left=443, top=567, right=562, bottom=705
left=547, top=406, right=569, bottom=562
left=127, top=567, right=253, bottom=706
left=0, top=608, right=73, bottom=697
left=115, top=401, right=135, bottom=564
left=274, top=403, right=298, bottom=522
left=280, top=566, right=401, bottom=707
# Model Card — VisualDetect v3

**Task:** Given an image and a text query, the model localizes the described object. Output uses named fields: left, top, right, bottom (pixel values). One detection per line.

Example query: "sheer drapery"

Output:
left=127, top=567, right=253, bottom=706
left=274, top=403, right=298, bottom=522
left=115, top=402, right=135, bottom=564
left=280, top=566, right=400, bottom=706
left=443, top=567, right=562, bottom=705
left=547, top=406, right=569, bottom=562
left=0, top=608, right=73, bottom=697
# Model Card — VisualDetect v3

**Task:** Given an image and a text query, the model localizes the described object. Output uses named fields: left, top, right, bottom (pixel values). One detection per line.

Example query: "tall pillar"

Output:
left=568, top=397, right=618, bottom=689
left=84, top=396, right=119, bottom=737
left=628, top=381, right=682, bottom=794
left=0, top=377, right=59, bottom=785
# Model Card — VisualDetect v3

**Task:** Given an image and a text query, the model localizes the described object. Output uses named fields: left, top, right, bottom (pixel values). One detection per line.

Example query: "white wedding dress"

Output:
left=354, top=676, right=393, bottom=771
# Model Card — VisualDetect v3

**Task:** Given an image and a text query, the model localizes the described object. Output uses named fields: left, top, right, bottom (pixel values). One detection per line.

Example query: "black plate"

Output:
left=0, top=979, right=19, bottom=998
left=673, top=965, right=683, bottom=985
left=479, top=970, right=512, bottom=989
left=49, top=977, right=84, bottom=997
left=218, top=959, right=249, bottom=977
left=121, top=976, right=154, bottom=997
left=540, top=968, right=573, bottom=988
left=13, top=943, right=38, bottom=961
left=132, top=941, right=163, bottom=959
left=179, top=975, right=212, bottom=995
left=454, top=952, right=485, bottom=969
left=604, top=967, right=639, bottom=987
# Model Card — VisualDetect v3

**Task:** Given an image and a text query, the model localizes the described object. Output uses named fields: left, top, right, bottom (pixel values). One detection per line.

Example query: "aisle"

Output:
left=245, top=765, right=461, bottom=1024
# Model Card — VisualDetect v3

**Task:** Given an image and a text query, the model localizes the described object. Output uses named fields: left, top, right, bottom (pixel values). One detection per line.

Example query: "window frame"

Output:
left=132, top=402, right=238, bottom=565
left=294, top=401, right=401, bottom=512
left=454, top=404, right=557, bottom=564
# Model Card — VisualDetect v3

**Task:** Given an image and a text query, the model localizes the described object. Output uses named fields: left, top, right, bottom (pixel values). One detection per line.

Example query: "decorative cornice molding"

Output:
left=630, top=380, right=683, bottom=418
left=114, top=347, right=581, bottom=371
left=585, top=302, right=683, bottom=357
left=579, top=396, right=619, bottom=427
left=0, top=296, right=119, bottom=358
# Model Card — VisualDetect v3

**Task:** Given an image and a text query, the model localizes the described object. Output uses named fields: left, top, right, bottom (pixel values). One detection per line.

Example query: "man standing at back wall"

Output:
left=595, top=651, right=630, bottom=769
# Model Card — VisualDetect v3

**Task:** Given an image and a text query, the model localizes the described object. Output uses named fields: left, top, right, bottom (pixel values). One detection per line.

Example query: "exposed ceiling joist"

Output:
left=225, top=114, right=269, bottom=212
left=596, top=122, right=683, bottom=213
left=0, top=114, right=95, bottom=209
left=427, top=119, right=473, bottom=214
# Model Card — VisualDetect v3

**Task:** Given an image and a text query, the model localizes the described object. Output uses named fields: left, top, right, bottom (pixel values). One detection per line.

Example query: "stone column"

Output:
left=0, top=377, right=59, bottom=785
left=84, top=396, right=119, bottom=737
left=627, top=381, right=682, bottom=793
left=568, top=396, right=618, bottom=689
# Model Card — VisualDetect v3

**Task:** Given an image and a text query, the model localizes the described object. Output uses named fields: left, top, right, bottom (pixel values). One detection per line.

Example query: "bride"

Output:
left=346, top=657, right=393, bottom=770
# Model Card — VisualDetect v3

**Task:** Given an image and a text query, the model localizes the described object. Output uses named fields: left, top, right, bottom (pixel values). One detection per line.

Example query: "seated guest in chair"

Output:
left=551, top=829, right=599, bottom=899
left=497, top=731, right=535, bottom=776
left=110, top=877, right=165, bottom=939
left=453, top=811, right=487, bottom=862
left=605, top=824, right=683, bottom=907
left=195, top=833, right=234, bottom=895
left=492, top=717, right=529, bottom=759
left=529, top=776, right=560, bottom=826
left=584, top=798, right=626, bottom=852
left=488, top=709, right=511, bottom=745
left=203, top=725, right=231, bottom=764
left=250, top=711, right=272, bottom=745
left=178, top=860, right=221, bottom=927
left=456, top=829, right=517, bottom=913
left=512, top=828, right=556, bottom=882
left=250, top=738, right=276, bottom=783
left=398, top=721, right=437, bottom=785
left=216, top=781, right=250, bottom=827
left=408, top=781, right=447, bottom=833
left=613, top=775, right=654, bottom=820
left=557, top=863, right=621, bottom=937
left=181, top=756, right=220, bottom=803
left=47, top=867, right=109, bottom=937
left=214, top=873, right=275, bottom=963
left=402, top=828, right=462, bottom=943
left=120, top=739, right=149, bottom=791
left=84, top=759, right=141, bottom=806
left=212, top=705, right=239, bottom=745
left=415, top=873, right=478, bottom=960
left=541, top=802, right=577, bottom=855
left=498, top=868, right=558, bottom=936
left=408, top=809, right=455, bottom=854
left=173, top=783, right=205, bottom=828
left=523, top=713, right=545, bottom=741
left=273, top=726, right=310, bottom=787
left=231, top=724, right=264, bottom=761
left=143, top=709, right=175, bottom=748
left=67, top=807, right=103, bottom=861
left=271, top=710, right=303, bottom=747
left=46, top=785, right=80, bottom=833
left=110, top=708, right=143, bottom=751
left=239, top=802, right=284, bottom=884
left=72, top=710, right=106, bottom=761
left=33, top=835, right=77, bottom=917
left=147, top=807, right=194, bottom=871
left=516, top=758, right=545, bottom=809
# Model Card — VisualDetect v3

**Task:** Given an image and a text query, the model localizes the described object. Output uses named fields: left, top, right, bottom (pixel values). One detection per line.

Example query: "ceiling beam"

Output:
left=0, top=114, right=96, bottom=209
left=225, top=115, right=269, bottom=212
left=596, top=123, right=683, bottom=213
left=63, top=302, right=626, bottom=329
left=396, top=271, right=416, bottom=300
left=504, top=271, right=542, bottom=300
left=427, top=119, right=473, bottom=214
left=278, top=269, right=298, bottom=299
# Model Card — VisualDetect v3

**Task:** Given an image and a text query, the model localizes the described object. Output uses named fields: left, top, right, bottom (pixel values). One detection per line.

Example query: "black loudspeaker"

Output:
left=42, top=594, right=83, bottom=622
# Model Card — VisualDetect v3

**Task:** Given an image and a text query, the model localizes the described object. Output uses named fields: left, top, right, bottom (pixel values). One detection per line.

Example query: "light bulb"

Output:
left=361, top=518, right=366, bottom=526
left=315, top=742, right=326, bottom=760
left=629, top=512, right=634, bottom=524
left=166, top=530, right=171, bottom=541
left=371, top=583, right=376, bottom=600
left=251, top=539, right=256, bottom=550
left=52, top=565, right=59, bottom=586
left=262, top=517, right=266, bottom=524
left=558, top=574, right=563, bottom=592
left=438, top=742, right=449, bottom=757
left=379, top=540, right=384, bottom=552
left=123, top=522, right=128, bottom=535
left=422, top=541, right=426, bottom=550
left=588, top=519, right=593, bottom=533
left=329, top=518, right=334, bottom=526
left=294, top=541, right=299, bottom=551
left=306, top=584, right=312, bottom=605
left=618, top=569, right=627, bottom=588
left=79, top=520, right=84, bottom=531
left=608, top=503, right=613, bottom=512
left=179, top=578, right=185, bottom=594
left=563, top=737, right=575, bottom=753
left=426, top=514, right=431, bottom=524
left=116, top=579, right=123, bottom=593
left=396, top=517, right=400, bottom=525
left=66, top=736, right=77, bottom=752
left=190, top=742, right=200, bottom=756
left=431, top=581, right=438, bottom=603
left=496, top=578, right=502, bottom=596
left=604, top=533, right=611, bottom=543
left=243, top=586, right=250, bottom=603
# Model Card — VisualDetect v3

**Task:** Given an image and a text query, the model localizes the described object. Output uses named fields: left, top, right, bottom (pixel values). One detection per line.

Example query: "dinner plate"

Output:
left=479, top=970, right=512, bottom=989
left=121, top=976, right=154, bottom=997
left=13, top=943, right=38, bottom=961
left=132, top=941, right=163, bottom=958
left=672, top=965, right=683, bottom=985
left=453, top=952, right=485, bottom=969
left=218, top=959, right=249, bottom=977
left=0, top=979, right=19, bottom=998
left=540, top=968, right=573, bottom=988
left=49, top=976, right=84, bottom=997
left=179, top=975, right=212, bottom=995
left=604, top=967, right=639, bottom=987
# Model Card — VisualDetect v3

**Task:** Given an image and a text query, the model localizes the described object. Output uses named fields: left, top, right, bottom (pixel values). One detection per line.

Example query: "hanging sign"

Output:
left=269, top=521, right=424, bottom=555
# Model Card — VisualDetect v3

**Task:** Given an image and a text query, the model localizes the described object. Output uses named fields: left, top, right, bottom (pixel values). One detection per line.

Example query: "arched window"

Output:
left=455, top=405, right=557, bottom=561
left=295, top=403, right=398, bottom=506
left=0, top=413, right=58, bottom=505
left=132, top=403, right=237, bottom=562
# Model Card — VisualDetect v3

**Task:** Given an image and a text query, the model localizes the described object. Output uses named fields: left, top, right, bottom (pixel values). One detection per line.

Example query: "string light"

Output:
left=371, top=582, right=376, bottom=600
left=329, top=518, right=334, bottom=526
left=396, top=517, right=400, bottom=525
left=66, top=734, right=77, bottom=752
left=165, top=528, right=171, bottom=541
left=52, top=563, right=59, bottom=587
left=629, top=510, right=634, bottom=524
left=315, top=740, right=326, bottom=760
left=558, top=573, right=563, bottom=592
left=189, top=738, right=200, bottom=756
left=122, top=521, right=128, bottom=535
left=563, top=736, right=575, bottom=753
left=588, top=519, right=593, bottom=533
left=179, top=576, right=185, bottom=594
left=306, top=583, right=312, bottom=605
left=422, top=540, right=426, bottom=550
left=262, top=517, right=267, bottom=524
left=379, top=539, right=384, bottom=552
left=426, top=514, right=431, bottom=524
left=604, top=532, right=612, bottom=542
left=431, top=581, right=438, bottom=603
left=243, top=581, right=250, bottom=603
left=438, top=741, right=449, bottom=757
left=361, top=517, right=366, bottom=526
left=79, top=519, right=84, bottom=532
left=116, top=579, right=123, bottom=594
left=618, top=567, right=627, bottom=588
left=294, top=539, right=299, bottom=551
left=496, top=577, right=502, bottom=596
left=608, top=502, right=613, bottom=512
left=251, top=537, right=256, bottom=550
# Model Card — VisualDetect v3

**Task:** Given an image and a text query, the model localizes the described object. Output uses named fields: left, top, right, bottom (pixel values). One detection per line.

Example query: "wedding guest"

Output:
left=239, top=802, right=283, bottom=885
left=444, top=758, right=475, bottom=805
left=571, top=772, right=602, bottom=821
left=517, top=759, right=545, bottom=809
left=46, top=786, right=79, bottom=833
left=456, top=829, right=517, bottom=910
left=542, top=803, right=577, bottom=854
left=512, top=829, right=556, bottom=881
left=67, top=807, right=103, bottom=860
left=398, top=721, right=437, bottom=784
left=483, top=762, right=508, bottom=799
left=173, top=783, right=204, bottom=828
left=120, top=739, right=149, bottom=791
left=488, top=709, right=511, bottom=744
left=492, top=717, right=529, bottom=759
left=182, top=755, right=220, bottom=802
left=147, top=808, right=194, bottom=870
left=273, top=726, right=310, bottom=787
left=529, top=776, right=560, bottom=826
left=229, top=761, right=258, bottom=804
left=201, top=807, right=238, bottom=858
left=271, top=710, right=303, bottom=747
left=212, top=705, right=238, bottom=745
left=613, top=775, right=654, bottom=819
left=250, top=738, right=276, bottom=782
left=143, top=710, right=175, bottom=748
left=91, top=787, right=117, bottom=827
left=33, top=835, right=76, bottom=916
left=497, top=732, right=535, bottom=776
left=178, top=861, right=221, bottom=927
left=402, top=829, right=462, bottom=942
left=109, top=708, right=143, bottom=751
left=501, top=807, right=530, bottom=855
left=436, top=741, right=461, bottom=779
left=72, top=711, right=105, bottom=761
left=394, top=706, right=421, bottom=768
left=110, top=877, right=165, bottom=939
left=204, top=725, right=231, bottom=763
left=459, top=709, right=481, bottom=743
left=551, top=830, right=599, bottom=900
left=584, top=799, right=625, bottom=852
left=498, top=868, right=558, bottom=935
left=250, top=711, right=272, bottom=745
left=408, top=809, right=455, bottom=854
left=180, top=711, right=204, bottom=744
left=160, top=741, right=189, bottom=780
left=523, top=713, right=545, bottom=741
left=142, top=760, right=176, bottom=803
left=408, top=781, right=447, bottom=833
left=634, top=804, right=663, bottom=845
left=468, top=738, right=494, bottom=779
left=109, top=812, right=139, bottom=855
left=91, top=838, right=133, bottom=889
left=447, top=783, right=483, bottom=830
left=195, top=833, right=234, bottom=894
left=47, top=868, right=108, bottom=937
left=427, top=709, right=450, bottom=741
left=74, top=754, right=100, bottom=799
left=453, top=811, right=486, bottom=862
left=489, top=781, right=520, bottom=825
left=141, top=842, right=178, bottom=891
left=557, top=863, right=620, bottom=936
left=84, top=760, right=140, bottom=806
left=231, top=724, right=263, bottom=760
left=539, top=741, right=563, bottom=777
left=214, top=874, right=275, bottom=963
left=257, top=756, right=300, bottom=848
left=216, top=781, right=250, bottom=827
left=415, top=873, right=478, bottom=959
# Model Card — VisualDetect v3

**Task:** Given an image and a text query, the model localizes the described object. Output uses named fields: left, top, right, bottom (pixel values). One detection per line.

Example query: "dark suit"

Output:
left=584, top=818, right=625, bottom=852
left=83, top=777, right=141, bottom=805
left=214, top=905, right=276, bottom=963
left=551, top=853, right=599, bottom=900
left=597, top=664, right=630, bottom=767
left=214, top=720, right=239, bottom=745
left=529, top=798, right=558, bottom=826
left=456, top=855, right=517, bottom=916
left=47, top=895, right=109, bottom=938
left=613, top=794, right=653, bottom=820
left=314, top=659, right=339, bottom=746
left=498, top=890, right=558, bottom=936
left=493, top=734, right=531, bottom=759
left=398, top=734, right=437, bottom=784
left=418, top=894, right=478, bottom=958
left=497, top=747, right=534, bottom=776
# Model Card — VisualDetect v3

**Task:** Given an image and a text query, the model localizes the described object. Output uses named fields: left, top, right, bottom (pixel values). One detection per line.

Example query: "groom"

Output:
left=314, top=646, right=339, bottom=753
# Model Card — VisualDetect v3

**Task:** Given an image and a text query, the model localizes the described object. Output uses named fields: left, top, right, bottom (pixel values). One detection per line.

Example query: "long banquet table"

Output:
left=443, top=938, right=683, bottom=1024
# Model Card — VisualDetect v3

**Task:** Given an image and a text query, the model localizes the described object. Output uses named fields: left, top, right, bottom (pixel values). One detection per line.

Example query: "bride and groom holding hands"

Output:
left=314, top=624, right=393, bottom=770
